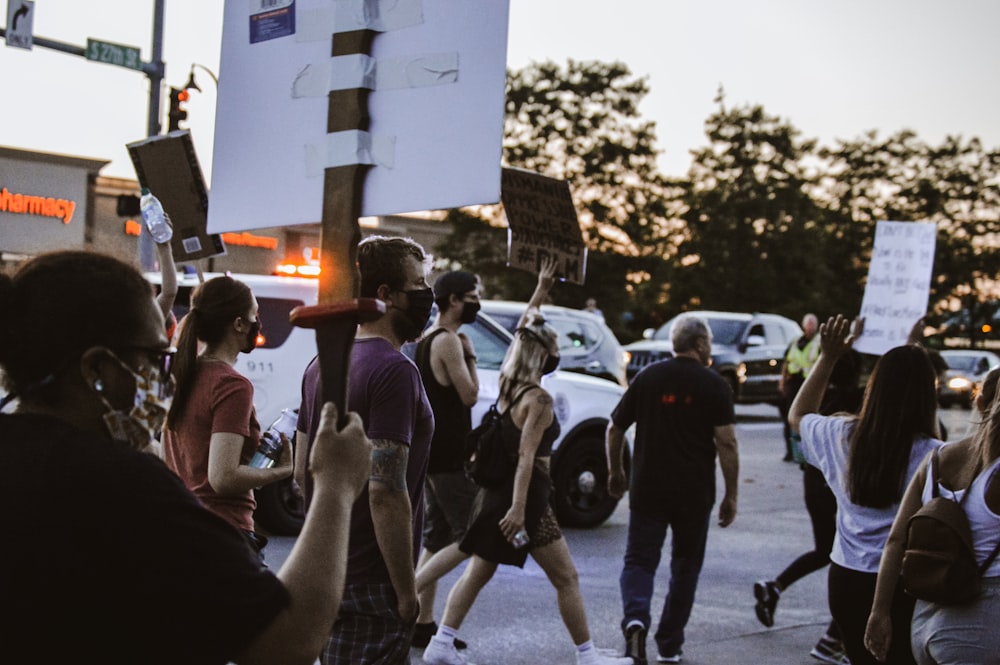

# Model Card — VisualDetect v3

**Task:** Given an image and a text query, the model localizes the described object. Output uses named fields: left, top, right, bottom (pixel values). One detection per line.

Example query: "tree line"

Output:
left=434, top=60, right=1000, bottom=344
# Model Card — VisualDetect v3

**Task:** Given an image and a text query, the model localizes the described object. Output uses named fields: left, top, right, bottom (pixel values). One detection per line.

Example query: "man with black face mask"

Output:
left=411, top=271, right=482, bottom=650
left=297, top=236, right=435, bottom=665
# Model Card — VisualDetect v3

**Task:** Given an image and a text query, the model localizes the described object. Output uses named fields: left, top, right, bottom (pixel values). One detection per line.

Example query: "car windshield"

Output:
left=655, top=316, right=748, bottom=345
left=944, top=354, right=979, bottom=372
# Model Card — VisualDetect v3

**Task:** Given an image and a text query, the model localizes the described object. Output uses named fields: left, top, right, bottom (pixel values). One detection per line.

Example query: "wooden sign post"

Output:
left=290, top=28, right=384, bottom=428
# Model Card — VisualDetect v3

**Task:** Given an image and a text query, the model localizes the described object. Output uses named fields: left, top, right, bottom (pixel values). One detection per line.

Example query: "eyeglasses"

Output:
left=114, top=345, right=176, bottom=378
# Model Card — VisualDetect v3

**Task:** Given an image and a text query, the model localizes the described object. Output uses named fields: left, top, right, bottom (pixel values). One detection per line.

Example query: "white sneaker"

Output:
left=423, top=637, right=470, bottom=665
left=577, top=647, right=635, bottom=665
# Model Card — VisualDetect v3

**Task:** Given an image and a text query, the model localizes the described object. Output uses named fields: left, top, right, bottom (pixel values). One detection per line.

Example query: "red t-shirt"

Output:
left=163, top=360, right=261, bottom=532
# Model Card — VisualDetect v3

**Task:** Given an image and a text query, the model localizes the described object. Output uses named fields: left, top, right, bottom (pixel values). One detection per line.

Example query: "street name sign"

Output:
left=86, top=37, right=142, bottom=71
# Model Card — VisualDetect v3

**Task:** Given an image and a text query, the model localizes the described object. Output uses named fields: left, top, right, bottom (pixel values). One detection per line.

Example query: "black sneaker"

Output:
left=753, top=580, right=780, bottom=628
left=412, top=622, right=468, bottom=650
left=623, top=623, right=648, bottom=665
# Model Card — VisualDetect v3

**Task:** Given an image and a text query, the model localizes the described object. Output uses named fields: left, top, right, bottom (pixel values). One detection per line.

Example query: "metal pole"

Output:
left=139, top=0, right=167, bottom=270
left=147, top=0, right=165, bottom=137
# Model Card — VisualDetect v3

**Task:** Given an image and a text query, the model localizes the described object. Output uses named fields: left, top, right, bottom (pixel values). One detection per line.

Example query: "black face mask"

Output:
left=395, top=288, right=434, bottom=340
left=542, top=353, right=560, bottom=375
left=459, top=301, right=481, bottom=325
left=242, top=318, right=261, bottom=353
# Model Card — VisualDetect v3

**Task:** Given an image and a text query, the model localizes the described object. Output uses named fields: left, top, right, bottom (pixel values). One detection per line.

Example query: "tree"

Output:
left=670, top=94, right=840, bottom=318
left=820, top=131, right=1000, bottom=331
left=435, top=60, right=680, bottom=340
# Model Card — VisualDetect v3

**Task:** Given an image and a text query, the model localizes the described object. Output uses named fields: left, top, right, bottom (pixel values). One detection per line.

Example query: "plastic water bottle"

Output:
left=139, top=188, right=173, bottom=243
left=248, top=409, right=298, bottom=469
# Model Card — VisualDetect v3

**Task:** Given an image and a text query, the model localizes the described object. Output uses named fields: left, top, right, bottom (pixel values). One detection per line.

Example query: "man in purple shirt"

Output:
left=297, top=236, right=435, bottom=665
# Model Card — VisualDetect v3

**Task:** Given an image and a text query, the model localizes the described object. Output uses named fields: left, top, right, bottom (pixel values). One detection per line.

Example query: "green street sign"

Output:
left=86, top=38, right=142, bottom=71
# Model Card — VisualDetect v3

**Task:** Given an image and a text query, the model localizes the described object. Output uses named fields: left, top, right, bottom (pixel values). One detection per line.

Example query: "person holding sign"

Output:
left=0, top=251, right=372, bottom=664
left=789, top=315, right=944, bottom=665
left=423, top=258, right=631, bottom=665
left=297, top=236, right=435, bottom=665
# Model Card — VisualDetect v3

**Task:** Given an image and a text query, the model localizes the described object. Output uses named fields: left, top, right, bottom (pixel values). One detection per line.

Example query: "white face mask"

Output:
left=97, top=350, right=174, bottom=451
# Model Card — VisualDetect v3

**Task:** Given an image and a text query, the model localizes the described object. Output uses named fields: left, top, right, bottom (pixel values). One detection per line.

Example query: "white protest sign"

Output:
left=208, top=0, right=510, bottom=233
left=854, top=221, right=937, bottom=355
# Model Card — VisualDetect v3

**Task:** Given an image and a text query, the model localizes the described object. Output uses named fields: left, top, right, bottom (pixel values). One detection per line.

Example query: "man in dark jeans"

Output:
left=607, top=314, right=740, bottom=665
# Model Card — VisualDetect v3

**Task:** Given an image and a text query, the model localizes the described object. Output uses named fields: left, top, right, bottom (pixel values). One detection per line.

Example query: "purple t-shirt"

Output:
left=298, top=337, right=434, bottom=585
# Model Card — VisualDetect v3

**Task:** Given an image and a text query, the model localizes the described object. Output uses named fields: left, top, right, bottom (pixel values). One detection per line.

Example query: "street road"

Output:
left=262, top=404, right=979, bottom=665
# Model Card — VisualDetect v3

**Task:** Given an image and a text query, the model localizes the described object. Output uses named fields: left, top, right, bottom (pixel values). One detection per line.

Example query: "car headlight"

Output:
left=947, top=377, right=973, bottom=391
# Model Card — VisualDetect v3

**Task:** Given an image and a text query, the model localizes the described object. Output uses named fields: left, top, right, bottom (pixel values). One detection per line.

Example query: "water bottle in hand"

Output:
left=248, top=409, right=298, bottom=469
left=139, top=188, right=173, bottom=244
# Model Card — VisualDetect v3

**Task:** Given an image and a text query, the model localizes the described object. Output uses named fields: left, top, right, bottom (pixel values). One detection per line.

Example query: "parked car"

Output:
left=150, top=273, right=630, bottom=534
left=478, top=300, right=630, bottom=386
left=937, top=349, right=1000, bottom=408
left=624, top=310, right=803, bottom=406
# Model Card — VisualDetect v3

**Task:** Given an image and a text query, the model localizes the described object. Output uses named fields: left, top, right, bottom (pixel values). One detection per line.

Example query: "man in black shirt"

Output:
left=607, top=313, right=740, bottom=665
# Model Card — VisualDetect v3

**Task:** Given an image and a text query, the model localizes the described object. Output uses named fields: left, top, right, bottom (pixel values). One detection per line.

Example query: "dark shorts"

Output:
left=321, top=582, right=416, bottom=665
left=423, top=470, right=479, bottom=553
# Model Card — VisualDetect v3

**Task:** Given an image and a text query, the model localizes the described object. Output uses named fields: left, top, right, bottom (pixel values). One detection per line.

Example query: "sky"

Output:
left=2, top=0, right=1000, bottom=184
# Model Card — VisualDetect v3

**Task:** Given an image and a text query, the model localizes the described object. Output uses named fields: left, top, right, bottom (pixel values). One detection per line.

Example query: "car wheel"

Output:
left=552, top=433, right=620, bottom=528
left=254, top=478, right=304, bottom=536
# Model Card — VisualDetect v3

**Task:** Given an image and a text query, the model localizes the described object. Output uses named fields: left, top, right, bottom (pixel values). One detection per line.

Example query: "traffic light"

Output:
left=168, top=87, right=189, bottom=132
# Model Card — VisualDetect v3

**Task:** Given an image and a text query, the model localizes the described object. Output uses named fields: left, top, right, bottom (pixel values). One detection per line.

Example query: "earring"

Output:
left=94, top=379, right=104, bottom=393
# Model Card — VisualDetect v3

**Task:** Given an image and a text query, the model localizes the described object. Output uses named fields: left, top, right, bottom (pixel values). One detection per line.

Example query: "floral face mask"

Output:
left=97, top=348, right=174, bottom=451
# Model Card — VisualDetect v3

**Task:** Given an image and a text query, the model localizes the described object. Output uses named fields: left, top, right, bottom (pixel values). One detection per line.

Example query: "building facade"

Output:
left=1, top=145, right=454, bottom=276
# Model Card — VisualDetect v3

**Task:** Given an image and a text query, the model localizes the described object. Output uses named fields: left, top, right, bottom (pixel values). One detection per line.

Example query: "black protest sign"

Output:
left=501, top=168, right=586, bottom=284
left=127, top=131, right=227, bottom=262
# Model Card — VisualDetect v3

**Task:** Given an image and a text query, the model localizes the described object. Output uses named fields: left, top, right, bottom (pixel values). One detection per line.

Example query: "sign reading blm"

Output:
left=501, top=168, right=586, bottom=284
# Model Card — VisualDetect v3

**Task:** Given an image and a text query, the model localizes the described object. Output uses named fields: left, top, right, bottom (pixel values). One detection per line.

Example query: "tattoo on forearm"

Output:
left=370, top=439, right=408, bottom=491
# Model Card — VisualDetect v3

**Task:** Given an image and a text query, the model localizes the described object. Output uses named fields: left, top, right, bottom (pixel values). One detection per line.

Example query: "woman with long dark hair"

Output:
left=163, top=275, right=292, bottom=559
left=0, top=251, right=371, bottom=663
left=422, top=258, right=630, bottom=665
left=789, top=315, right=943, bottom=665
left=865, top=368, right=1000, bottom=664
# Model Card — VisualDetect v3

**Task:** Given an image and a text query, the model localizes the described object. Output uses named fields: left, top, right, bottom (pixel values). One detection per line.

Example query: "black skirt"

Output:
left=459, top=463, right=552, bottom=567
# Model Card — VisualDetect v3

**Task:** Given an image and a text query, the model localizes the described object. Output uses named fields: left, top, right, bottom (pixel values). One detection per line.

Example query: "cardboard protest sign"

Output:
left=208, top=0, right=510, bottom=233
left=127, top=132, right=226, bottom=262
left=501, top=168, right=587, bottom=284
left=854, top=221, right=937, bottom=355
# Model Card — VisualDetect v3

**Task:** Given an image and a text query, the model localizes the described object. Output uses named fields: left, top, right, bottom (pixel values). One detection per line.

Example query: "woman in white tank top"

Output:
left=866, top=368, right=1000, bottom=664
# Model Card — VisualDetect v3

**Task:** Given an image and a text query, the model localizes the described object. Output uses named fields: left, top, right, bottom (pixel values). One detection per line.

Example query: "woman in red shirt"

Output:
left=163, top=276, right=292, bottom=559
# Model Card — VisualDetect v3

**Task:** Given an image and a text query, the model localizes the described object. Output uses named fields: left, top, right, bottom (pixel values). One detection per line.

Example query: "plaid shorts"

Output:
left=321, top=582, right=416, bottom=665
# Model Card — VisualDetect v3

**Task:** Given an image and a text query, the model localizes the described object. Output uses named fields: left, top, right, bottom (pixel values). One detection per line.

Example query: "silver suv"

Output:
left=478, top=300, right=629, bottom=387
left=624, top=311, right=802, bottom=406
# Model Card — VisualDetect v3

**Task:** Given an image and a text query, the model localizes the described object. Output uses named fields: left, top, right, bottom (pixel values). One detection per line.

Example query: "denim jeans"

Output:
left=619, top=505, right=712, bottom=656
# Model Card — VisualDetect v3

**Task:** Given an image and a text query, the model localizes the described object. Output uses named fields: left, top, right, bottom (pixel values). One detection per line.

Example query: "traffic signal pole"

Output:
left=2, top=0, right=167, bottom=269
left=146, top=0, right=165, bottom=137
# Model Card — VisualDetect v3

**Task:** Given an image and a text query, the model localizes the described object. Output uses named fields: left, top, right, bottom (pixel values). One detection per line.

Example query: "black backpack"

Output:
left=464, top=387, right=531, bottom=489
left=901, top=449, right=1000, bottom=605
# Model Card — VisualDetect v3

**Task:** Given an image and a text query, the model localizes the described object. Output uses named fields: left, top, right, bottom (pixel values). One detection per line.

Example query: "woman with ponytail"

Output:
left=163, top=276, right=292, bottom=559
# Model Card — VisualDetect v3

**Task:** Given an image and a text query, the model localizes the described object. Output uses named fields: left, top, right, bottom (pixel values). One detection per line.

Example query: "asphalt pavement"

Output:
left=264, top=404, right=978, bottom=665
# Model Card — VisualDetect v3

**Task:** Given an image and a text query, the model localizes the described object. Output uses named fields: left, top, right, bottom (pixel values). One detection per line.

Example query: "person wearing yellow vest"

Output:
left=779, top=314, right=820, bottom=462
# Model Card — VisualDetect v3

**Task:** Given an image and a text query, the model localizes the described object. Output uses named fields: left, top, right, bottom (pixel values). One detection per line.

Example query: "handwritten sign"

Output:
left=501, top=168, right=587, bottom=284
left=854, top=221, right=937, bottom=355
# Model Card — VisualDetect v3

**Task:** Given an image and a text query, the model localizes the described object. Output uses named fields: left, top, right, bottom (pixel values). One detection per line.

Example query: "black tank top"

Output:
left=415, top=328, right=472, bottom=473
left=500, top=386, right=561, bottom=459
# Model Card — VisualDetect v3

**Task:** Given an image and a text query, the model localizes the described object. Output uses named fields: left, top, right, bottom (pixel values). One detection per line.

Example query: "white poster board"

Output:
left=208, top=0, right=510, bottom=233
left=854, top=221, right=937, bottom=355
